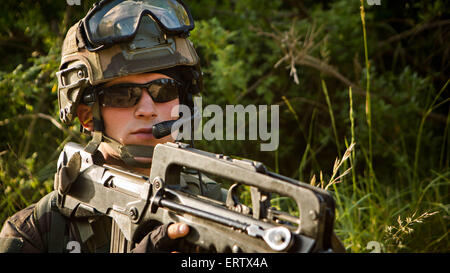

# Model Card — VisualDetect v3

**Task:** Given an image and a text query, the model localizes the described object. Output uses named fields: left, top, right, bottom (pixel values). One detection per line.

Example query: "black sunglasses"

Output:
left=83, top=78, right=182, bottom=108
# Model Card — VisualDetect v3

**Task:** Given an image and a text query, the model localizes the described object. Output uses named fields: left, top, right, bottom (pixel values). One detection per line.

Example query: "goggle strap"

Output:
left=75, top=21, right=86, bottom=49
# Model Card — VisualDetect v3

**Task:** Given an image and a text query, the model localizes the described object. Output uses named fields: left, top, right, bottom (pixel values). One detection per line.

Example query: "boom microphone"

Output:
left=152, top=107, right=201, bottom=139
left=152, top=120, right=177, bottom=139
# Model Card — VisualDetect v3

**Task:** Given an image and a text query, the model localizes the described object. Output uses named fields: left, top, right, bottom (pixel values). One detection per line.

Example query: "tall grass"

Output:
left=263, top=1, right=449, bottom=252
left=322, top=2, right=449, bottom=252
left=304, top=78, right=449, bottom=252
left=413, top=79, right=450, bottom=194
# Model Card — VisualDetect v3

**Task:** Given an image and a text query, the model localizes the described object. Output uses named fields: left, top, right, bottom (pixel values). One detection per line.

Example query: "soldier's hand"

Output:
left=167, top=223, right=190, bottom=239
left=132, top=222, right=190, bottom=253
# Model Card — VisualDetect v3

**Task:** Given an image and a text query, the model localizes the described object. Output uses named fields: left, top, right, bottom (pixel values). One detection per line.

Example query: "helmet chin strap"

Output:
left=83, top=100, right=155, bottom=169
left=82, top=85, right=196, bottom=170
left=103, top=135, right=155, bottom=169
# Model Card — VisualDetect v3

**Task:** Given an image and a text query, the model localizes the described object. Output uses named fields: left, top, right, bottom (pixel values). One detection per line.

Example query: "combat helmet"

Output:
left=56, top=0, right=202, bottom=167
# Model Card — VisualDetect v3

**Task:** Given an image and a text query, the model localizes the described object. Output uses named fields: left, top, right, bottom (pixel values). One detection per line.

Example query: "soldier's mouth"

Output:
left=131, top=128, right=154, bottom=140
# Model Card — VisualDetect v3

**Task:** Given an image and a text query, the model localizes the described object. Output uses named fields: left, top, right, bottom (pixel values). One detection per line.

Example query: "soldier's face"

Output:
left=100, top=73, right=179, bottom=163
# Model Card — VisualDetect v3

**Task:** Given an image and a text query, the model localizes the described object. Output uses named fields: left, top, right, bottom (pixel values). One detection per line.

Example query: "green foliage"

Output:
left=1, top=0, right=449, bottom=252
left=191, top=18, right=248, bottom=105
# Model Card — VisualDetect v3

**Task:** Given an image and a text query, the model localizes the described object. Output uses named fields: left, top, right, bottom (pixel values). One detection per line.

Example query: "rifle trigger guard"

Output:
left=150, top=177, right=164, bottom=213
left=226, top=183, right=251, bottom=215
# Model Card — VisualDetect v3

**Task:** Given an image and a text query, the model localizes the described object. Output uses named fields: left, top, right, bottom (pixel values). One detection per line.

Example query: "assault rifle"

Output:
left=58, top=142, right=341, bottom=253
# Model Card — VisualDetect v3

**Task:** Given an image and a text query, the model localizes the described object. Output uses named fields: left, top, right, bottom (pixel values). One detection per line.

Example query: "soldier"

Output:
left=0, top=0, right=220, bottom=253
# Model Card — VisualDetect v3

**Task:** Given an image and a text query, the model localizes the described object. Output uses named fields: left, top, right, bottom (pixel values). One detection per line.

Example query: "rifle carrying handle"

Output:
left=149, top=142, right=336, bottom=250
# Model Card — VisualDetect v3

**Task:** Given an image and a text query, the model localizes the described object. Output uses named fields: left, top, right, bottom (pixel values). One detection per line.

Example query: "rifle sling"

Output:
left=48, top=193, right=67, bottom=253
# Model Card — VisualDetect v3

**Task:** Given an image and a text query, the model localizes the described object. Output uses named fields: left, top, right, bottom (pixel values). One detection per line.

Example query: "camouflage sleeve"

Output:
left=0, top=205, right=46, bottom=253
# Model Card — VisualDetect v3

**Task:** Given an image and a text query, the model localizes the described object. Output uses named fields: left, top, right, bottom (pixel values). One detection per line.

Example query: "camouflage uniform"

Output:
left=0, top=172, right=224, bottom=253
left=0, top=1, right=207, bottom=253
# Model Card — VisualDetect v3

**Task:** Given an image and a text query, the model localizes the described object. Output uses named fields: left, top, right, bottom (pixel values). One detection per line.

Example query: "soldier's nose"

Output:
left=134, top=88, right=157, bottom=118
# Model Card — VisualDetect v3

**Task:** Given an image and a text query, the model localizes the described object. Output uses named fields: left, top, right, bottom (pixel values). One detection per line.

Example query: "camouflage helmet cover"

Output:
left=57, top=8, right=201, bottom=125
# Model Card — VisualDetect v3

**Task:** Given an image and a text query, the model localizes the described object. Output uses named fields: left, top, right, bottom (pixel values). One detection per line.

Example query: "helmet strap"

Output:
left=102, top=135, right=154, bottom=169
left=83, top=100, right=154, bottom=169
left=84, top=100, right=103, bottom=154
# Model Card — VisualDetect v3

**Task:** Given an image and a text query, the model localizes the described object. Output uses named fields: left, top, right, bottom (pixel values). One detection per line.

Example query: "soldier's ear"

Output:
left=77, top=104, right=94, bottom=131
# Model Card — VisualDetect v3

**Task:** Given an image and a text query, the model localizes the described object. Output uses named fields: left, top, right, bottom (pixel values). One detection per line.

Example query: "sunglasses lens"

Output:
left=100, top=86, right=142, bottom=107
left=148, top=79, right=180, bottom=103
left=99, top=79, right=180, bottom=107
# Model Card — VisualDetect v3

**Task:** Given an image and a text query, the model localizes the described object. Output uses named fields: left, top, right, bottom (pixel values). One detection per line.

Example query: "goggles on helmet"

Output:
left=82, top=0, right=194, bottom=51
left=83, top=78, right=182, bottom=107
